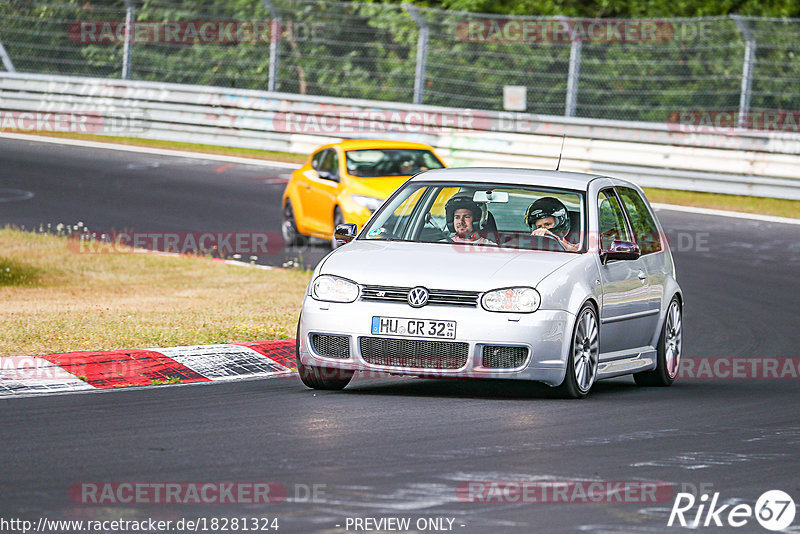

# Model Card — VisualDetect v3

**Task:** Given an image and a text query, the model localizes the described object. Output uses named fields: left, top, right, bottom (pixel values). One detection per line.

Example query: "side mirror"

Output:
left=334, top=223, right=357, bottom=246
left=601, top=240, right=640, bottom=264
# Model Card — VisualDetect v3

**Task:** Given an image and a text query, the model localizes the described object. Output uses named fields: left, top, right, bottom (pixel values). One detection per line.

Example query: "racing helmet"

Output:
left=525, top=197, right=571, bottom=238
left=445, top=193, right=484, bottom=233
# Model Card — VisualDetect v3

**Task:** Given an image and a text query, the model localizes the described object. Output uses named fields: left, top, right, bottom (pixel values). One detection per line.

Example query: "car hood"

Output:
left=344, top=176, right=410, bottom=199
left=319, top=240, right=580, bottom=291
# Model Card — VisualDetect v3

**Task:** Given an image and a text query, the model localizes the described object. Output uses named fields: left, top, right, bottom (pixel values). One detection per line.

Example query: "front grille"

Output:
left=359, top=337, right=469, bottom=369
left=311, top=334, right=350, bottom=359
left=360, top=285, right=479, bottom=307
left=482, top=345, right=528, bottom=369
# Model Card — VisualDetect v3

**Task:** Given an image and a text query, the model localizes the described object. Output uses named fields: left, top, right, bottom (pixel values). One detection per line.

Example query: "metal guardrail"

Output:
left=1, top=2, right=799, bottom=124
left=1, top=72, right=799, bottom=200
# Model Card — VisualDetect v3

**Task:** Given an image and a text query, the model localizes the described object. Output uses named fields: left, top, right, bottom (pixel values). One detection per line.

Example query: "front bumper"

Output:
left=298, top=297, right=575, bottom=386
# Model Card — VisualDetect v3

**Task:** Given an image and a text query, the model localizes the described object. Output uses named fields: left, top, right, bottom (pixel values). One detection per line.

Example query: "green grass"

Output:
left=0, top=256, right=42, bottom=287
left=644, top=187, right=800, bottom=219
left=6, top=131, right=307, bottom=164
left=0, top=228, right=310, bottom=357
left=151, top=378, right=182, bottom=385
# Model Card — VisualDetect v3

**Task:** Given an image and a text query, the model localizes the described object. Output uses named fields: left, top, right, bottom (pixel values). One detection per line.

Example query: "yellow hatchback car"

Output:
left=281, top=140, right=446, bottom=247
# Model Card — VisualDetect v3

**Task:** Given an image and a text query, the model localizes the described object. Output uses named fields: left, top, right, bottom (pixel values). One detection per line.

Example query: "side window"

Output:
left=328, top=150, right=339, bottom=177
left=617, top=187, right=662, bottom=255
left=311, top=150, right=323, bottom=170
left=322, top=150, right=339, bottom=177
left=598, top=189, right=633, bottom=251
left=319, top=150, right=332, bottom=174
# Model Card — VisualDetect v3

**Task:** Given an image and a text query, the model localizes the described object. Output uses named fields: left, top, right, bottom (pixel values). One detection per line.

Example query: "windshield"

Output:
left=345, top=149, right=444, bottom=177
left=360, top=181, right=585, bottom=252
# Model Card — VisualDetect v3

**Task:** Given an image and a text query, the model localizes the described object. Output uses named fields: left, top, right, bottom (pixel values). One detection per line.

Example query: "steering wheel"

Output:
left=527, top=233, right=567, bottom=251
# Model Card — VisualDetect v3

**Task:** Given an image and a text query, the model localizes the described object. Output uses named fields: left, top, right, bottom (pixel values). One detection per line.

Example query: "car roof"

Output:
left=409, top=167, right=612, bottom=190
left=327, top=139, right=438, bottom=151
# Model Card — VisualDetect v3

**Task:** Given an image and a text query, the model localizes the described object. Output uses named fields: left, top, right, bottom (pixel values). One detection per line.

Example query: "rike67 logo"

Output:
left=668, top=490, right=796, bottom=531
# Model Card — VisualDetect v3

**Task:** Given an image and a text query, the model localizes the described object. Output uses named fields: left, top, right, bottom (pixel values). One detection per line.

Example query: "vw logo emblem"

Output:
left=407, top=287, right=429, bottom=308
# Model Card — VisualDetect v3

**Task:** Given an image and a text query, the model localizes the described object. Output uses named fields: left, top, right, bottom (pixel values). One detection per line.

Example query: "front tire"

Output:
left=282, top=200, right=306, bottom=247
left=634, top=297, right=682, bottom=387
left=295, top=321, right=353, bottom=390
left=555, top=304, right=599, bottom=399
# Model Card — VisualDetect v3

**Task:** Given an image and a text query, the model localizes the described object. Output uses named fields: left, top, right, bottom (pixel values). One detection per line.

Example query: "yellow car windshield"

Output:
left=345, top=149, right=444, bottom=177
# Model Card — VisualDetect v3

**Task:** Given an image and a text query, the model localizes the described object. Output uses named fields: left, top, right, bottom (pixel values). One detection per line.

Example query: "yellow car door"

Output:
left=304, top=148, right=342, bottom=236
left=291, top=149, right=321, bottom=234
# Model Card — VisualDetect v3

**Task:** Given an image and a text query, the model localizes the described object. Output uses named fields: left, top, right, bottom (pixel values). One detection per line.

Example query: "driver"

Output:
left=443, top=196, right=494, bottom=244
left=525, top=197, right=579, bottom=252
left=399, top=156, right=428, bottom=176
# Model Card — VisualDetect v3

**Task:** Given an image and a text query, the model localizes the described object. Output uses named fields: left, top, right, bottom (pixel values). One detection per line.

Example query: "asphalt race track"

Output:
left=2, top=136, right=799, bottom=533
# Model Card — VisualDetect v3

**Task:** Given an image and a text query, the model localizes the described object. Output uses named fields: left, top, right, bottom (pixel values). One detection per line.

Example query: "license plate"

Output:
left=371, top=316, right=456, bottom=339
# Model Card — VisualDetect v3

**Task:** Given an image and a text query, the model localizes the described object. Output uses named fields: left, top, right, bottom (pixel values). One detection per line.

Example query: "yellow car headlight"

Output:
left=351, top=194, right=384, bottom=212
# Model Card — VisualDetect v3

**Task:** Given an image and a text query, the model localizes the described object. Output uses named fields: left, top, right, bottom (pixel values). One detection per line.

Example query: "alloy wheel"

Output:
left=573, top=308, right=599, bottom=392
left=664, top=300, right=682, bottom=379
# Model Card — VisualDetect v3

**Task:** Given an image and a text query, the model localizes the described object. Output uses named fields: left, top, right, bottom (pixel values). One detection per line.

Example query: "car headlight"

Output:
left=311, top=275, right=359, bottom=303
left=481, top=287, right=540, bottom=313
left=351, top=194, right=384, bottom=212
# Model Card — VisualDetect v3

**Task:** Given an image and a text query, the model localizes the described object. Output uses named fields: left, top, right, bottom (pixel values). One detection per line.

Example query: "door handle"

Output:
left=637, top=270, right=647, bottom=281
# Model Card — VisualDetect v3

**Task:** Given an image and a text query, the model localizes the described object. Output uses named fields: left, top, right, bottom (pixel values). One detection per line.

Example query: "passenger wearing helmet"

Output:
left=525, top=197, right=579, bottom=252
left=443, top=195, right=494, bottom=244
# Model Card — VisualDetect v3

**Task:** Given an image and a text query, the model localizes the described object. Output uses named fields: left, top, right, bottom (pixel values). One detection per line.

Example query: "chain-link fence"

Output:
left=1, top=0, right=798, bottom=123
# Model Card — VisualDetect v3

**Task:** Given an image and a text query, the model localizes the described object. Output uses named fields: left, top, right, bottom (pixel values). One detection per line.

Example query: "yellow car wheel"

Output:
left=282, top=201, right=306, bottom=247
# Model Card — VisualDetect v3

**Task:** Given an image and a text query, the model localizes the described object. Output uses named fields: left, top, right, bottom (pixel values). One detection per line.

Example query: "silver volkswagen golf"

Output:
left=296, top=168, right=683, bottom=398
